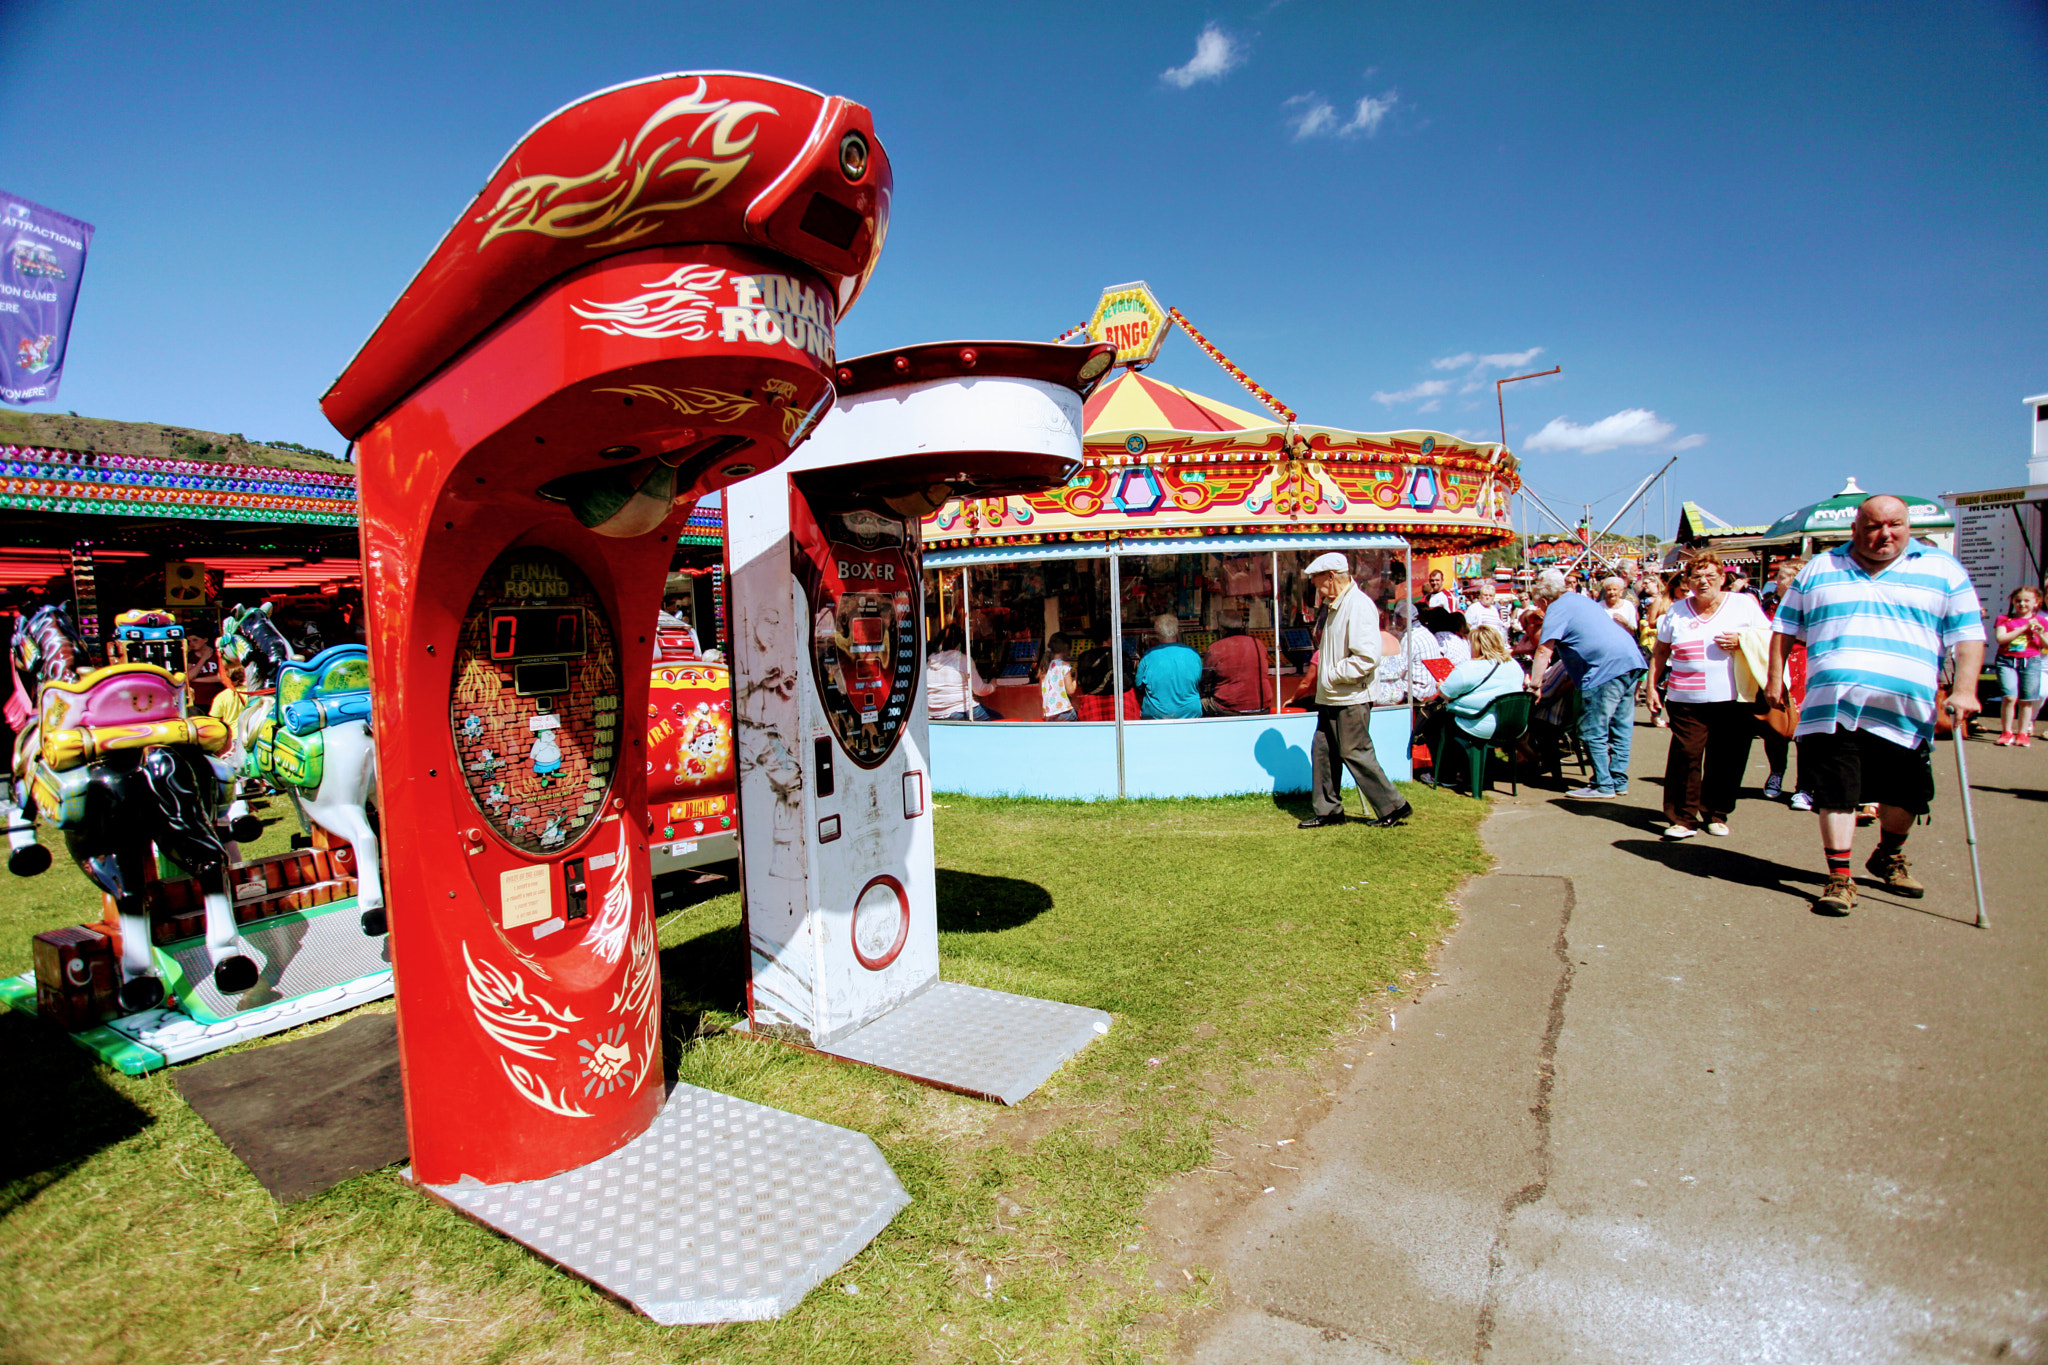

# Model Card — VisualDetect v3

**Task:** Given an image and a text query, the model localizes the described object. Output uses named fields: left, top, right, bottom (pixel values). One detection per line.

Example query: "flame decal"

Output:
left=475, top=80, right=777, bottom=250
left=501, top=1060, right=593, bottom=1119
left=463, top=940, right=582, bottom=1061
left=585, top=822, right=636, bottom=964
left=593, top=384, right=759, bottom=426
left=573, top=265, right=727, bottom=339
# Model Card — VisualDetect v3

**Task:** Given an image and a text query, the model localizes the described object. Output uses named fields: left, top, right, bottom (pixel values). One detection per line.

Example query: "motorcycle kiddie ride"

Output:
left=3, top=604, right=395, bottom=1073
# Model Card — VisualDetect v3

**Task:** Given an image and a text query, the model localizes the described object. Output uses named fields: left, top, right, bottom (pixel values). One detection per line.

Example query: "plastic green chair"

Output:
left=1438, top=692, right=1534, bottom=798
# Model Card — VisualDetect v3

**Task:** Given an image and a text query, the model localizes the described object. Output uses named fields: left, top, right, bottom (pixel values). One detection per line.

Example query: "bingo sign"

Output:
left=1085, top=281, right=1172, bottom=369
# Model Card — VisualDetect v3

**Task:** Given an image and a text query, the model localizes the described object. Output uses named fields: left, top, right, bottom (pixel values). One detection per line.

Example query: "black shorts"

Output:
left=1797, top=726, right=1935, bottom=815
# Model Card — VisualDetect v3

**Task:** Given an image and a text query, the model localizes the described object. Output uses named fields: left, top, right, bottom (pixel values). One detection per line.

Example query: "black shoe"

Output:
left=1297, top=812, right=1347, bottom=828
left=1368, top=804, right=1414, bottom=828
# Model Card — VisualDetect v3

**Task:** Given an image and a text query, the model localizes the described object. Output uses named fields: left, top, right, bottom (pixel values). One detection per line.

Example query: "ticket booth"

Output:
left=322, top=72, right=909, bottom=1324
left=727, top=342, right=1115, bottom=1103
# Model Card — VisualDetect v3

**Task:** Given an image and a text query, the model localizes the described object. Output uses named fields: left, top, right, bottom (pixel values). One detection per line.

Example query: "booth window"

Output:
left=924, top=542, right=1413, bottom=723
left=923, top=558, right=1115, bottom=722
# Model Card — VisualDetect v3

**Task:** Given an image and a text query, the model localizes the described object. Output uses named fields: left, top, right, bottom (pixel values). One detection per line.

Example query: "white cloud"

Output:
left=1287, top=89, right=1399, bottom=138
left=1371, top=379, right=1452, bottom=406
left=1523, top=409, right=1675, bottom=454
left=1670, top=433, right=1708, bottom=450
left=1417, top=398, right=1441, bottom=413
left=1345, top=93, right=1396, bottom=136
left=1433, top=347, right=1544, bottom=373
left=1285, top=93, right=1338, bottom=138
left=1162, top=25, right=1243, bottom=88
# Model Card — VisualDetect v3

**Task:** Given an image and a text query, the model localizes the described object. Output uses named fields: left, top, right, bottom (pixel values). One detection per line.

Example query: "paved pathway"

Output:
left=1187, top=722, right=2047, bottom=1364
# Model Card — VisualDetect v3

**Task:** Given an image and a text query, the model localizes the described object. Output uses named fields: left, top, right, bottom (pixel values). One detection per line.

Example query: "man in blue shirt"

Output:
left=1525, top=568, right=1648, bottom=799
left=1135, top=614, right=1204, bottom=719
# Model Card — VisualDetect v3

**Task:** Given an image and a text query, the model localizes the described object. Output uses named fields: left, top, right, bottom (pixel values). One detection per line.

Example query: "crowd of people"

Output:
left=1298, top=495, right=2035, bottom=918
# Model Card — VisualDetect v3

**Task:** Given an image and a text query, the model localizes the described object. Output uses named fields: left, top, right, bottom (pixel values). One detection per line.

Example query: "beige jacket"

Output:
left=1729, top=626, right=1776, bottom=703
left=1314, top=581, right=1382, bottom=707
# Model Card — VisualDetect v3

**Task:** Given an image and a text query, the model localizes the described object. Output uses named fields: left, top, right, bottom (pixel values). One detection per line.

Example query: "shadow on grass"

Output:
left=936, top=868, right=1052, bottom=933
left=658, top=915, right=748, bottom=1085
left=0, top=1010, right=152, bottom=1211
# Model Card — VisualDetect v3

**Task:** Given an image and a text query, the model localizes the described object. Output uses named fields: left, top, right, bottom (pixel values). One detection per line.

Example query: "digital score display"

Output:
left=489, top=608, right=587, bottom=661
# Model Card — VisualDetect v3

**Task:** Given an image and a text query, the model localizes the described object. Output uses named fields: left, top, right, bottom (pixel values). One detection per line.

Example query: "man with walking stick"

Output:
left=1766, top=495, right=1985, bottom=915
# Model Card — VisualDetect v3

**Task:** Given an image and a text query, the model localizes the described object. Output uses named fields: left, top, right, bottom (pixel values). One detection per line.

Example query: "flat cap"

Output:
left=1304, top=552, right=1349, bottom=576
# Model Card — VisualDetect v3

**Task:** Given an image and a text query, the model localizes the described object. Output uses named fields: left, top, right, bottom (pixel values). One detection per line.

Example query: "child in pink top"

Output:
left=1993, top=586, right=2048, bottom=745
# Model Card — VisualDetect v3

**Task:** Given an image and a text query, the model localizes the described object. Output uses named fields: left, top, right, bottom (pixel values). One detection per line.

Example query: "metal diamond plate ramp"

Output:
left=821, top=981, right=1112, bottom=1105
left=423, top=1083, right=908, bottom=1324
left=158, top=901, right=391, bottom=1023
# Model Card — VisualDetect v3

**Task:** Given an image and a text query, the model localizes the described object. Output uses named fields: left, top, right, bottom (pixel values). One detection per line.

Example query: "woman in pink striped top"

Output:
left=1647, top=553, right=1771, bottom=838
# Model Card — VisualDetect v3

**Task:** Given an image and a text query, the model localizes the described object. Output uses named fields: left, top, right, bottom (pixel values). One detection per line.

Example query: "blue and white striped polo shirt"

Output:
left=1773, top=541, right=1985, bottom=748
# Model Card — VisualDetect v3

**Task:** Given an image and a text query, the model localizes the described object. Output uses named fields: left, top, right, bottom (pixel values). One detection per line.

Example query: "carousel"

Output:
left=918, top=282, right=1519, bottom=798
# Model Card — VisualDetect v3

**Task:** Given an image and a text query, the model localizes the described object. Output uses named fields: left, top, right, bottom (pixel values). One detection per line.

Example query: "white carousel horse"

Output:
left=219, top=605, right=384, bottom=929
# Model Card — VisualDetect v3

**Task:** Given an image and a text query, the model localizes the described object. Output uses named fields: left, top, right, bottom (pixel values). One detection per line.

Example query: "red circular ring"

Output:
left=849, top=874, right=911, bottom=971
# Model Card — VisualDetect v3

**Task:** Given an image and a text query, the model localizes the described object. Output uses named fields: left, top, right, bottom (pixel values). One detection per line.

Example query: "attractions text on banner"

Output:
left=0, top=192, right=95, bottom=407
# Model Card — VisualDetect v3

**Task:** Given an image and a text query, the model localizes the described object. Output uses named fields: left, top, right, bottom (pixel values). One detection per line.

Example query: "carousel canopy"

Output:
left=1082, top=371, right=1269, bottom=435
left=1760, top=478, right=1954, bottom=541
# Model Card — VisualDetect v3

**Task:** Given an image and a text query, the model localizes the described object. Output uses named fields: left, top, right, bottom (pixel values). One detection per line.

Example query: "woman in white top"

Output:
left=1646, top=553, right=1771, bottom=838
left=926, top=625, right=996, bottom=721
left=1369, top=605, right=1445, bottom=704
left=1427, top=606, right=1474, bottom=665
left=1600, top=575, right=1639, bottom=634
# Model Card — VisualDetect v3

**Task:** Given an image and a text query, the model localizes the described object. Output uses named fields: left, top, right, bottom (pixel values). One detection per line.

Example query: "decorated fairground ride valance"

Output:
left=933, top=285, right=1520, bottom=555
left=920, top=370, right=1519, bottom=554
left=1, top=445, right=357, bottom=526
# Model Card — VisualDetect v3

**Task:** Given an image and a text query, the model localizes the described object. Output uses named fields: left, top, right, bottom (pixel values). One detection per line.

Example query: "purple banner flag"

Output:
left=0, top=192, right=94, bottom=407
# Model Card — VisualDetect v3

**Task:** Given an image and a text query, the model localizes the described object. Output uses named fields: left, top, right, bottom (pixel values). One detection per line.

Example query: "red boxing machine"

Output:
left=323, top=73, right=906, bottom=1323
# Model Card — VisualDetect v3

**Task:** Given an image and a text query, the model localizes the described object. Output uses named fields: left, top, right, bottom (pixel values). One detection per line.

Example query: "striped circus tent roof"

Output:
left=1081, top=370, right=1273, bottom=435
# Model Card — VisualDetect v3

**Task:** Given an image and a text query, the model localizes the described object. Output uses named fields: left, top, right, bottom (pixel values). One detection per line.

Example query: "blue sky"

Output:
left=3, top=0, right=2043, bottom=529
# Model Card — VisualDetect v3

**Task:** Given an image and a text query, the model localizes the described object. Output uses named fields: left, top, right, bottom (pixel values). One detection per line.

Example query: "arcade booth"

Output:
left=316, top=71, right=1105, bottom=1325
left=921, top=283, right=1520, bottom=798
left=728, top=340, right=1114, bottom=1101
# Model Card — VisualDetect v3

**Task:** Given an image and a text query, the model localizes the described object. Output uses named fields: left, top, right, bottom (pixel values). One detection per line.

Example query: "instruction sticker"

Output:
left=499, top=863, right=555, bottom=929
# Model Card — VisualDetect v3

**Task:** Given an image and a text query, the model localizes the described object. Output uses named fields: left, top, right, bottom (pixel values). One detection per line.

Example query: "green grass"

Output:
left=0, top=785, right=1488, bottom=1364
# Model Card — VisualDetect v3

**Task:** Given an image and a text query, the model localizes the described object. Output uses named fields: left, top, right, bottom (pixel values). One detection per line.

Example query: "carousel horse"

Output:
left=220, top=605, right=384, bottom=931
left=7, top=601, right=80, bottom=876
left=9, top=603, right=257, bottom=1011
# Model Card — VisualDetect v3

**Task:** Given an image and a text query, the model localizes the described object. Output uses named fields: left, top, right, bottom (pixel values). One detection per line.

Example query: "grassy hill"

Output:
left=0, top=409, right=350, bottom=475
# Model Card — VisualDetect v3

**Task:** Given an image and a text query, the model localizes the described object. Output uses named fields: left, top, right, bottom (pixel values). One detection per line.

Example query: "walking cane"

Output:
left=1947, top=702, right=1988, bottom=929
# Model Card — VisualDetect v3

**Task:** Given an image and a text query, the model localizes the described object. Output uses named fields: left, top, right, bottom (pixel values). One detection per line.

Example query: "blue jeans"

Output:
left=1578, top=670, right=1644, bottom=794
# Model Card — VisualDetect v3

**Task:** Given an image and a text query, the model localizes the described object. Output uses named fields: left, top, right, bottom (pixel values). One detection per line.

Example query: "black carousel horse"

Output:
left=9, top=600, right=257, bottom=1012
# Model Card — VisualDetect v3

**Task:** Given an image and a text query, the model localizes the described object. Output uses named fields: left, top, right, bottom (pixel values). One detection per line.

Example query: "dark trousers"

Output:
left=1759, top=723, right=1801, bottom=788
left=1663, top=699, right=1755, bottom=826
left=1312, top=704, right=1403, bottom=819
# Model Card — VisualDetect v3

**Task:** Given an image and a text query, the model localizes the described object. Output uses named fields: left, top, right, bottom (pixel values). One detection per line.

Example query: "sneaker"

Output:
left=1865, top=847, right=1926, bottom=899
left=1789, top=791, right=1814, bottom=812
left=1705, top=821, right=1731, bottom=837
left=1995, top=732, right=2014, bottom=746
left=1566, top=786, right=1616, bottom=799
left=2021, top=734, right=2035, bottom=747
left=1813, top=873, right=1857, bottom=915
left=1762, top=774, right=1783, bottom=800
left=1662, top=824, right=1697, bottom=840
left=1653, top=712, right=1670, bottom=728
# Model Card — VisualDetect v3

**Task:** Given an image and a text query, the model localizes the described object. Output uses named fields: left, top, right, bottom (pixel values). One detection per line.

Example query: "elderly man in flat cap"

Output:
left=1299, top=551, right=1413, bottom=829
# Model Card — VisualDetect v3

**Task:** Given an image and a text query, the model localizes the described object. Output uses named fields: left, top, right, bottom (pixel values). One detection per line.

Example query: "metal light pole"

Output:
left=1497, top=366, right=1562, bottom=449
